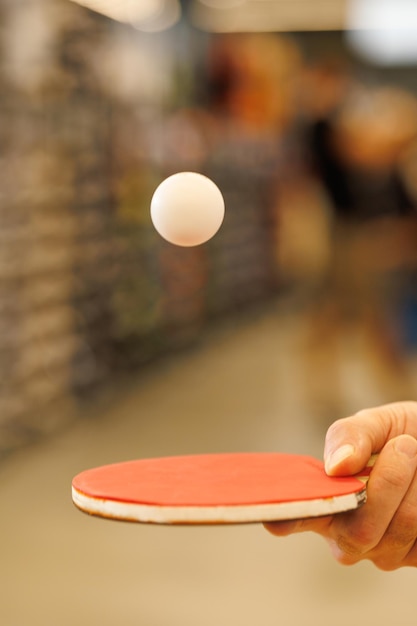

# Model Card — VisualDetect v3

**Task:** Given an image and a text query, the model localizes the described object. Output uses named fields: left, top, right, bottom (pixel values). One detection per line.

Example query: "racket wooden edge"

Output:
left=72, top=486, right=367, bottom=526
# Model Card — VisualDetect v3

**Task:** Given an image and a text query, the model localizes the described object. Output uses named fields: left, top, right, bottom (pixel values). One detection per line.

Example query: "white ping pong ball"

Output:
left=150, top=172, right=225, bottom=247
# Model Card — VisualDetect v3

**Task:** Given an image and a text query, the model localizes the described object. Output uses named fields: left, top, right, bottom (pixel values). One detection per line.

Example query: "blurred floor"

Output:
left=1, top=301, right=417, bottom=626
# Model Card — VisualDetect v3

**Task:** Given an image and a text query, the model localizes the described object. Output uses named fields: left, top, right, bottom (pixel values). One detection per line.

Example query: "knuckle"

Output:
left=372, top=555, right=398, bottom=572
left=334, top=551, right=360, bottom=567
left=327, top=417, right=351, bottom=438
left=402, top=540, right=417, bottom=567
left=263, top=520, right=299, bottom=536
left=328, top=539, right=358, bottom=566
left=386, top=506, right=417, bottom=549
left=390, top=532, right=416, bottom=551
left=333, top=520, right=379, bottom=558
left=335, top=532, right=368, bottom=558
left=376, top=465, right=408, bottom=491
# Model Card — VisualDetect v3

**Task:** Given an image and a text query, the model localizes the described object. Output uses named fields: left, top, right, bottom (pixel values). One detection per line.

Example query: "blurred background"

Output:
left=2, top=0, right=417, bottom=624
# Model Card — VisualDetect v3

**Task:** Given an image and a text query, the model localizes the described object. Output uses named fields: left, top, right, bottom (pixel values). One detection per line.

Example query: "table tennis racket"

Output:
left=72, top=452, right=376, bottom=525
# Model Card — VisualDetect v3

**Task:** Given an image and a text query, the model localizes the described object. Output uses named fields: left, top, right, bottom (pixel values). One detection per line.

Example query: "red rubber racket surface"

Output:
left=72, top=452, right=370, bottom=525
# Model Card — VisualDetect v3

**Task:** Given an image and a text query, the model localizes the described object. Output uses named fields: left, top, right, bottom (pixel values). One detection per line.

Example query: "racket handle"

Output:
left=355, top=453, right=378, bottom=483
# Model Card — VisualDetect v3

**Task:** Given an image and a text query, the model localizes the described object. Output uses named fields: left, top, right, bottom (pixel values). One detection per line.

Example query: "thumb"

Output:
left=324, top=441, right=370, bottom=477
left=323, top=402, right=417, bottom=476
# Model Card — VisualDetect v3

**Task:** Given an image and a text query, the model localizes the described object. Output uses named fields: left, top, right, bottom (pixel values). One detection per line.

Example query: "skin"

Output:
left=264, top=402, right=417, bottom=570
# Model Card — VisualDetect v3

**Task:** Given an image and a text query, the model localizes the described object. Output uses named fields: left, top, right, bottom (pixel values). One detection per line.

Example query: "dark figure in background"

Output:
left=299, top=63, right=417, bottom=409
left=304, top=63, right=417, bottom=220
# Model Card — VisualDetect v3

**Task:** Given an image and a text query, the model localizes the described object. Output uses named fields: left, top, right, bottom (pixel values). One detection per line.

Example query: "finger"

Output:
left=397, top=539, right=417, bottom=569
left=370, top=448, right=417, bottom=570
left=324, top=401, right=417, bottom=476
left=327, top=435, right=417, bottom=565
left=263, top=516, right=331, bottom=537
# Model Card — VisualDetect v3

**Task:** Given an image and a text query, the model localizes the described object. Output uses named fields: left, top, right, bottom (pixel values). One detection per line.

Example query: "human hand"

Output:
left=264, top=402, right=417, bottom=570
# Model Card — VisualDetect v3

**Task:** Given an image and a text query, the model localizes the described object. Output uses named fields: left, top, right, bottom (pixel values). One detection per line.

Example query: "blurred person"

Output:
left=300, top=60, right=417, bottom=220
left=301, top=58, right=355, bottom=219
left=264, top=401, right=417, bottom=571
left=297, top=72, right=417, bottom=411
left=332, top=85, right=417, bottom=220
left=206, top=33, right=301, bottom=135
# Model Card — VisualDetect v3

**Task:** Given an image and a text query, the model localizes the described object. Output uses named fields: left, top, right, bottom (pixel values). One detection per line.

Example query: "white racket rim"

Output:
left=72, top=485, right=367, bottom=525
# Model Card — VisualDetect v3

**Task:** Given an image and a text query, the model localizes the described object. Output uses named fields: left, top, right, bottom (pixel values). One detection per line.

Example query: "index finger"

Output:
left=263, top=516, right=332, bottom=537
